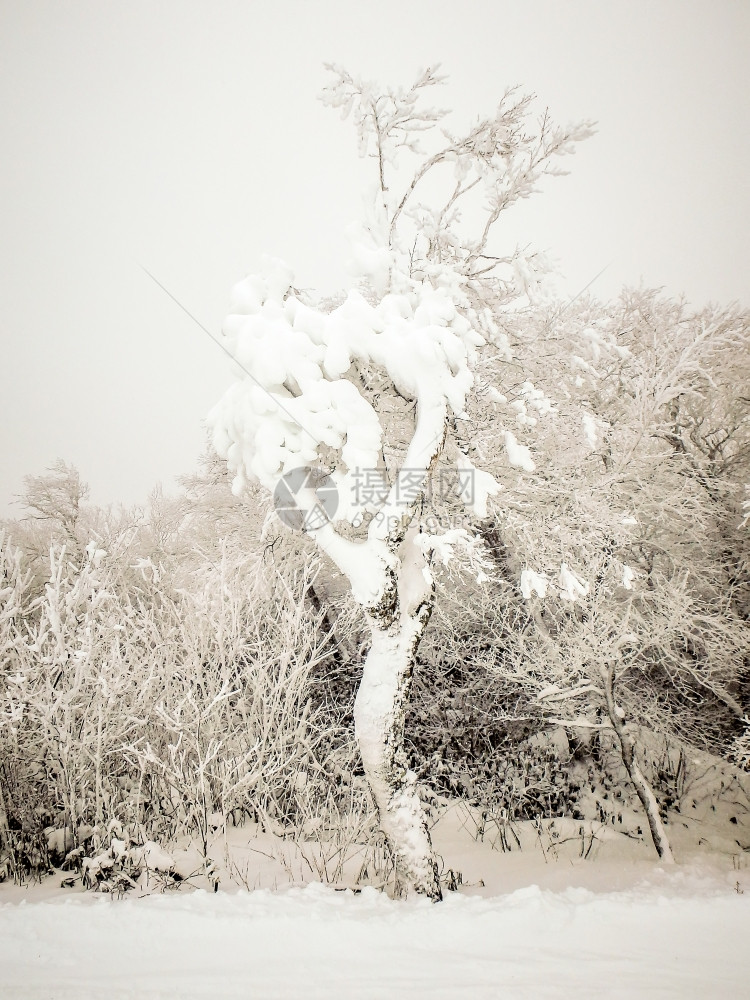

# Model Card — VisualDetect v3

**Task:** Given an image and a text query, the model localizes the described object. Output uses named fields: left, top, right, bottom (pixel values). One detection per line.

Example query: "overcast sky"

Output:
left=1, top=1, right=748, bottom=518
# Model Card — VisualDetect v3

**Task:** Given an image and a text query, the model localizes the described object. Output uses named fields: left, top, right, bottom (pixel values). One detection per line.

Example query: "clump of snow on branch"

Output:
left=740, top=488, right=750, bottom=529
left=414, top=528, right=493, bottom=586
left=455, top=457, right=501, bottom=518
left=582, top=411, right=599, bottom=449
left=558, top=563, right=589, bottom=602
left=511, top=252, right=557, bottom=305
left=504, top=431, right=535, bottom=472
left=520, top=568, right=548, bottom=599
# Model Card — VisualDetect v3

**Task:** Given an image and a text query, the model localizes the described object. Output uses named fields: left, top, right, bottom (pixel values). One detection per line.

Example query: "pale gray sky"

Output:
left=1, top=1, right=748, bottom=517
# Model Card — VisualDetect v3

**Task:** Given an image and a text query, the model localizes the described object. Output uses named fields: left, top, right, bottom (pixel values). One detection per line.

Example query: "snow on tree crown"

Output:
left=209, top=66, right=593, bottom=528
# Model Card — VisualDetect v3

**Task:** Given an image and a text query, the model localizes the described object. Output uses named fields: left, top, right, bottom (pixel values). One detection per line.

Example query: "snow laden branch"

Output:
left=320, top=64, right=449, bottom=195
left=208, top=258, right=490, bottom=605
left=322, top=63, right=595, bottom=314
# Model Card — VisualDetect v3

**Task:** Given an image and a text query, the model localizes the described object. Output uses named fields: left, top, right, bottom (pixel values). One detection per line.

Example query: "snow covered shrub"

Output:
left=407, top=593, right=542, bottom=790
left=266, top=738, right=395, bottom=889
left=0, top=534, right=164, bottom=843
left=0, top=531, right=39, bottom=847
left=0, top=828, right=50, bottom=885
left=116, top=545, right=341, bottom=853
left=1, top=469, right=354, bottom=871
left=79, top=834, right=180, bottom=895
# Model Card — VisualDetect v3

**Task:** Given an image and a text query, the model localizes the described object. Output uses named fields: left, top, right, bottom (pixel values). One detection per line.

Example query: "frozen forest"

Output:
left=2, top=63, right=749, bottom=997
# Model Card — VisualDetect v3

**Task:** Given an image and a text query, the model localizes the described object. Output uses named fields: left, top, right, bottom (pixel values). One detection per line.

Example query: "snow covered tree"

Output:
left=458, top=290, right=750, bottom=857
left=209, top=66, right=592, bottom=898
left=18, top=460, right=89, bottom=560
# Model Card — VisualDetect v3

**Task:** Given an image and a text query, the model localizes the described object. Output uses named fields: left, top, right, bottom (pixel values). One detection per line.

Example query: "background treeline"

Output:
left=0, top=288, right=748, bottom=875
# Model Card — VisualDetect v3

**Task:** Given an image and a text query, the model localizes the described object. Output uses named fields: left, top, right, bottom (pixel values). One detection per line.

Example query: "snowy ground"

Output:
left=1, top=872, right=748, bottom=999
left=2, top=802, right=749, bottom=999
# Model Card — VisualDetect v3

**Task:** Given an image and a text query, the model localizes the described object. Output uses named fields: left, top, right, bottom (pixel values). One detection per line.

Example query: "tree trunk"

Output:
left=354, top=607, right=442, bottom=900
left=0, top=780, right=11, bottom=852
left=603, top=663, right=675, bottom=863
